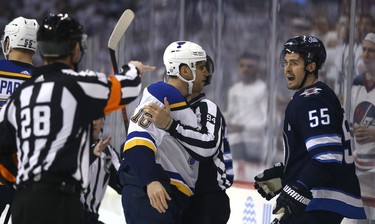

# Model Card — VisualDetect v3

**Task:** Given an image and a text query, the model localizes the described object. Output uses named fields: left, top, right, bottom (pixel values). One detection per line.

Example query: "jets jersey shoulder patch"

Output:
left=300, top=87, right=322, bottom=97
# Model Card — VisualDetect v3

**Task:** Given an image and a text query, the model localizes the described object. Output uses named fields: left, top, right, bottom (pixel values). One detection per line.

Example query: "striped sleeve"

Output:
left=74, top=67, right=141, bottom=115
left=168, top=99, right=221, bottom=159
left=105, top=68, right=141, bottom=114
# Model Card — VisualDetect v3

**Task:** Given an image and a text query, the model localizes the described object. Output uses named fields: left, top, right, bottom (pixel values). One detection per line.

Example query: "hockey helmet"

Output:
left=1, top=17, right=39, bottom=58
left=163, top=41, right=206, bottom=78
left=280, top=35, right=326, bottom=70
left=37, top=13, right=87, bottom=58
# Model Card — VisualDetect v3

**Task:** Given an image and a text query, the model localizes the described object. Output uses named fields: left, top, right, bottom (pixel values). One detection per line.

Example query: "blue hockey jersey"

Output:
left=0, top=60, right=33, bottom=109
left=282, top=81, right=366, bottom=219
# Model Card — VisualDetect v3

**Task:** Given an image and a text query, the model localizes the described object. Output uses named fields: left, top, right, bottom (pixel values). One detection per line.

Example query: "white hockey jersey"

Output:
left=122, top=82, right=199, bottom=196
left=351, top=73, right=375, bottom=201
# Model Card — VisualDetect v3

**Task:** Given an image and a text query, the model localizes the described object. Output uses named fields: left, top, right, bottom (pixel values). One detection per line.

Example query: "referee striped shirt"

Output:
left=81, top=143, right=120, bottom=215
left=0, top=62, right=141, bottom=189
left=168, top=93, right=234, bottom=192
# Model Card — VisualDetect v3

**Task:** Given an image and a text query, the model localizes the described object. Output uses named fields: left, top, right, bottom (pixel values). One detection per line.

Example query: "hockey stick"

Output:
left=108, top=9, right=135, bottom=132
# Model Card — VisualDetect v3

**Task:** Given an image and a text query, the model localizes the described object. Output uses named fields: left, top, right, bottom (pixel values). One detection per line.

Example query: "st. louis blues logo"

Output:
left=176, top=41, right=186, bottom=48
left=300, top=87, right=322, bottom=97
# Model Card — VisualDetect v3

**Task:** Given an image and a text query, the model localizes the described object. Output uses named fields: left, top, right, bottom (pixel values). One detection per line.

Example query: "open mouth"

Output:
left=287, top=76, right=294, bottom=81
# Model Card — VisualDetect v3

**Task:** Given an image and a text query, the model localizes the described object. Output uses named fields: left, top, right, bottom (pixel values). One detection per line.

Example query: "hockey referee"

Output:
left=0, top=13, right=154, bottom=224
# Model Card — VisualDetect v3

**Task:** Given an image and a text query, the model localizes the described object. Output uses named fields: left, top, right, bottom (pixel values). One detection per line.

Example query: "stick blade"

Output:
left=108, top=9, right=135, bottom=50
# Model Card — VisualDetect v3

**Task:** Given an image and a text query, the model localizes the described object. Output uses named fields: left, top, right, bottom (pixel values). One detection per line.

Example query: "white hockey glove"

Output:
left=254, top=162, right=284, bottom=200
left=271, top=182, right=312, bottom=224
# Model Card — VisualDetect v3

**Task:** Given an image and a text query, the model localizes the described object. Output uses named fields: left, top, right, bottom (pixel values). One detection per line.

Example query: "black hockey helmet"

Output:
left=280, top=35, right=326, bottom=70
left=204, top=55, right=214, bottom=86
left=37, top=13, right=87, bottom=58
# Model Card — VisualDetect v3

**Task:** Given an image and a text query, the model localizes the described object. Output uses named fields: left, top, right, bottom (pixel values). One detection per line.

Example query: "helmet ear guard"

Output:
left=1, top=16, right=39, bottom=58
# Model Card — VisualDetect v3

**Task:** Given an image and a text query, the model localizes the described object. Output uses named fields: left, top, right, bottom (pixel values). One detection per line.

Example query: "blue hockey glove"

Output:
left=254, top=162, right=284, bottom=200
left=271, top=181, right=312, bottom=224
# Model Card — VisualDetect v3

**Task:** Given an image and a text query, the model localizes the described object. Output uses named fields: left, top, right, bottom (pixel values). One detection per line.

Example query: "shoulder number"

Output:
left=130, top=108, right=152, bottom=128
left=308, top=108, right=330, bottom=128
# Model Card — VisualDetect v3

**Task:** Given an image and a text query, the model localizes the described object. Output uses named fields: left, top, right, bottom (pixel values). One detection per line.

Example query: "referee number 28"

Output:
left=309, top=108, right=330, bottom=128
left=21, top=106, right=51, bottom=138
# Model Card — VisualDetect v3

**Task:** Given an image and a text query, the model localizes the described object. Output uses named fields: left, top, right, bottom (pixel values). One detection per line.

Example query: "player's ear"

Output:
left=180, top=64, right=189, bottom=77
left=306, top=62, right=316, bottom=73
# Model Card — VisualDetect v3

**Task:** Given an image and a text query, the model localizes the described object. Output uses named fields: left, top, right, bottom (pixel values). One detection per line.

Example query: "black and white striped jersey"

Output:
left=168, top=93, right=234, bottom=193
left=0, top=62, right=141, bottom=189
left=81, top=143, right=120, bottom=215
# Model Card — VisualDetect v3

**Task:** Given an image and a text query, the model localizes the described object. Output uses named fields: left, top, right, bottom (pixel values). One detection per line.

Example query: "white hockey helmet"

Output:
left=163, top=41, right=206, bottom=94
left=1, top=16, right=39, bottom=58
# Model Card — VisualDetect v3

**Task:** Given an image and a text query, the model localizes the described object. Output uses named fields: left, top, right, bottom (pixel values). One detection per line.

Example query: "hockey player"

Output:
left=143, top=55, right=234, bottom=224
left=0, top=16, right=39, bottom=224
left=350, top=32, right=375, bottom=223
left=0, top=13, right=154, bottom=224
left=254, top=35, right=366, bottom=224
left=118, top=41, right=219, bottom=224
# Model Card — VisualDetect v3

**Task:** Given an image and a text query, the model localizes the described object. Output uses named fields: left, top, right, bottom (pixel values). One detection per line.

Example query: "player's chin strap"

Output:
left=298, top=68, right=313, bottom=89
left=176, top=70, right=196, bottom=95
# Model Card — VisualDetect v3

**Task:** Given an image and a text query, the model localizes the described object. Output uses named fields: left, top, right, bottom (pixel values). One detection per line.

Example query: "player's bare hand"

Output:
left=128, top=60, right=156, bottom=76
left=147, top=181, right=172, bottom=213
left=143, top=97, right=172, bottom=130
left=93, top=136, right=112, bottom=156
left=354, top=125, right=375, bottom=144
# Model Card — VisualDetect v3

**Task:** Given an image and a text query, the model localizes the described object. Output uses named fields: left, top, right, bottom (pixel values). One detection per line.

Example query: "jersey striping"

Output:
left=0, top=60, right=33, bottom=109
left=168, top=93, right=233, bottom=193
left=283, top=81, right=366, bottom=219
left=0, top=63, right=141, bottom=189
left=121, top=81, right=200, bottom=196
left=81, top=144, right=120, bottom=214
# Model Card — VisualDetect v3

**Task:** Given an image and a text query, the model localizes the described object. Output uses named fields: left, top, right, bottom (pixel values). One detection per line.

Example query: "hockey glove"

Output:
left=271, top=181, right=312, bottom=224
left=254, top=162, right=284, bottom=200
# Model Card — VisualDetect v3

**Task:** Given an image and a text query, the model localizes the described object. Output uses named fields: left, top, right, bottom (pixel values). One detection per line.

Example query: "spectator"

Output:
left=349, top=32, right=375, bottom=224
left=356, top=13, right=375, bottom=75
left=224, top=52, right=267, bottom=164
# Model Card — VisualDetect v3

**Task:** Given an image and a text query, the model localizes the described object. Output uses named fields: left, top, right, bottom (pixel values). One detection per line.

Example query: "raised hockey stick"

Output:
left=108, top=9, right=135, bottom=132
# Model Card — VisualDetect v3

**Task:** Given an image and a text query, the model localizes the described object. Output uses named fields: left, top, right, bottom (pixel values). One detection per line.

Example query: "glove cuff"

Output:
left=119, top=63, right=140, bottom=80
left=283, top=182, right=312, bottom=206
